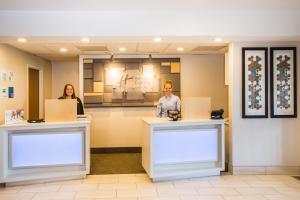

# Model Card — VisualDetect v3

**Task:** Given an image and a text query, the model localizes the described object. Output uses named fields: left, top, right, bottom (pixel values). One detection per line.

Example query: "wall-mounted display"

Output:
left=83, top=58, right=180, bottom=107
left=242, top=48, right=268, bottom=118
left=270, top=47, right=297, bottom=118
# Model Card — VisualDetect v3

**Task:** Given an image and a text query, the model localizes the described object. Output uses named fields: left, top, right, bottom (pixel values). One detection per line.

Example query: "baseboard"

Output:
left=231, top=166, right=300, bottom=175
left=91, top=147, right=142, bottom=154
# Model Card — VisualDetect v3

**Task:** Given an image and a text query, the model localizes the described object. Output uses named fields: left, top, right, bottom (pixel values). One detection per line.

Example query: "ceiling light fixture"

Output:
left=17, top=38, right=27, bottom=42
left=119, top=47, right=126, bottom=51
left=153, top=37, right=162, bottom=43
left=214, top=37, right=223, bottom=42
left=60, top=48, right=68, bottom=52
left=81, top=38, right=90, bottom=42
left=177, top=47, right=184, bottom=51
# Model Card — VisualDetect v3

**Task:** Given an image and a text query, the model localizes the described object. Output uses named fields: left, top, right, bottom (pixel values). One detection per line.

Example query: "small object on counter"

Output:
left=211, top=109, right=224, bottom=119
left=167, top=110, right=181, bottom=121
left=27, top=119, right=45, bottom=123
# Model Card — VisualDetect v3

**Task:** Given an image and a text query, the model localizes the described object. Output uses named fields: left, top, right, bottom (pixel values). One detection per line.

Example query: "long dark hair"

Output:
left=62, top=84, right=76, bottom=99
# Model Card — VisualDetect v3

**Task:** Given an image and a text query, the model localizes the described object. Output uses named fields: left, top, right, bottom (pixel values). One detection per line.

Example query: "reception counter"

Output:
left=142, top=118, right=224, bottom=181
left=0, top=119, right=90, bottom=185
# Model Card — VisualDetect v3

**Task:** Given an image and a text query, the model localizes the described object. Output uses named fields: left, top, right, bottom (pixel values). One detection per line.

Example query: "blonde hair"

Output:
left=164, top=80, right=173, bottom=88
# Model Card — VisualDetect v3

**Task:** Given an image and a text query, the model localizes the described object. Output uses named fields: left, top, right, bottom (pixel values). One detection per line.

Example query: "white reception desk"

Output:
left=0, top=119, right=90, bottom=185
left=142, top=118, right=224, bottom=181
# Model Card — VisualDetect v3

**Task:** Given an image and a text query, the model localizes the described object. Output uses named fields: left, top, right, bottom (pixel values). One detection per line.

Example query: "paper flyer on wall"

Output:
left=1, top=87, right=7, bottom=98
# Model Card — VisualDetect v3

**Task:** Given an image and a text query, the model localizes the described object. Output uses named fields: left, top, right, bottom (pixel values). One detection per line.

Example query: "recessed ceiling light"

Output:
left=177, top=47, right=184, bottom=51
left=119, top=47, right=126, bottom=51
left=17, top=38, right=27, bottom=42
left=60, top=48, right=68, bottom=52
left=214, top=37, right=223, bottom=42
left=81, top=38, right=90, bottom=42
left=153, top=37, right=162, bottom=43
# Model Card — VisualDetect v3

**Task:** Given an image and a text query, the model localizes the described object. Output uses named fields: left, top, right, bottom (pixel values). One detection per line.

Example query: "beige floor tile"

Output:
left=236, top=187, right=279, bottom=195
left=117, top=189, right=138, bottom=198
left=273, top=187, right=300, bottom=195
left=48, top=179, right=83, bottom=185
left=246, top=181, right=289, bottom=187
left=98, top=183, right=118, bottom=190
left=221, top=175, right=260, bottom=181
left=20, top=185, right=61, bottom=193
left=137, top=188, right=157, bottom=197
left=32, top=192, right=76, bottom=200
left=134, top=177, right=152, bottom=183
left=157, top=188, right=179, bottom=197
left=117, top=183, right=137, bottom=190
left=60, top=184, right=98, bottom=192
left=0, top=186, right=22, bottom=194
left=75, top=190, right=116, bottom=199
left=197, top=187, right=239, bottom=195
left=157, top=187, right=197, bottom=196
left=136, top=183, right=156, bottom=190
left=256, top=175, right=297, bottom=182
left=264, top=194, right=300, bottom=200
left=86, top=175, right=118, bottom=184
left=118, top=174, right=137, bottom=178
left=0, top=193, right=35, bottom=200
left=209, top=180, right=250, bottom=188
left=139, top=197, right=180, bottom=200
left=153, top=182, right=174, bottom=189
left=135, top=174, right=148, bottom=178
left=115, top=198, right=138, bottom=200
left=180, top=195, right=224, bottom=200
left=222, top=195, right=266, bottom=200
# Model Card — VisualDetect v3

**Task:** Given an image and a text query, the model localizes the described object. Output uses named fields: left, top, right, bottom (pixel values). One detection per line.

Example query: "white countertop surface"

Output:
left=143, top=117, right=224, bottom=126
left=0, top=118, right=91, bottom=129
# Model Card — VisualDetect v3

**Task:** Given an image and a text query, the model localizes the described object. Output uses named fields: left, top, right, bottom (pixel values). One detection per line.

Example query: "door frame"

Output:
left=27, top=65, right=44, bottom=119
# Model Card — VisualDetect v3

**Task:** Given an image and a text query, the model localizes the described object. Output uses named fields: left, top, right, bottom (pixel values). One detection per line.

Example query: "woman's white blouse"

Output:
left=157, top=94, right=181, bottom=117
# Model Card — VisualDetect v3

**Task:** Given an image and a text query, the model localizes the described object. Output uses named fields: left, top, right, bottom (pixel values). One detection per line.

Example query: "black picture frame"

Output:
left=270, top=47, right=297, bottom=118
left=242, top=47, right=268, bottom=118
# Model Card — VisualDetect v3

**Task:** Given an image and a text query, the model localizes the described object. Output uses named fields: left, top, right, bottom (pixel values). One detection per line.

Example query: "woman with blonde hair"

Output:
left=157, top=80, right=181, bottom=117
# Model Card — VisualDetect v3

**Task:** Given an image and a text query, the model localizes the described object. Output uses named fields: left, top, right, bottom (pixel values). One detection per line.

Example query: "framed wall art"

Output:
left=270, top=47, right=297, bottom=118
left=242, top=47, right=268, bottom=118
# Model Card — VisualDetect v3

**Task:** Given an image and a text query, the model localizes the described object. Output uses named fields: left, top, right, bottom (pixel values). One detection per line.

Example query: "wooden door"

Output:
left=29, top=68, right=39, bottom=120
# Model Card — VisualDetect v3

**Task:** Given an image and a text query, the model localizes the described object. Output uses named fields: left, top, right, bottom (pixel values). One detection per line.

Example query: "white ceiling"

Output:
left=0, top=36, right=229, bottom=61
left=0, top=0, right=299, bottom=11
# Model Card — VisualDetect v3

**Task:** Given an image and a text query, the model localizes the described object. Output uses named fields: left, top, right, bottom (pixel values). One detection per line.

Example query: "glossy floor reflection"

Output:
left=1, top=174, right=300, bottom=200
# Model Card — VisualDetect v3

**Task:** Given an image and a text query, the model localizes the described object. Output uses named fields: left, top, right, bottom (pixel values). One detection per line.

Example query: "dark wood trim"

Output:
left=270, top=47, right=297, bottom=118
left=242, top=47, right=268, bottom=118
left=91, top=147, right=142, bottom=154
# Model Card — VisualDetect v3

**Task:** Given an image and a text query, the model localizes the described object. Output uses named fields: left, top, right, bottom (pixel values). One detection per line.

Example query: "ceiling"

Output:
left=0, top=0, right=299, bottom=11
left=0, top=36, right=229, bottom=61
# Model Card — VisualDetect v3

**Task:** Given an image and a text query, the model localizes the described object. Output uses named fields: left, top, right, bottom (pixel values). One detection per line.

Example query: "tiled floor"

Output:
left=1, top=174, right=300, bottom=200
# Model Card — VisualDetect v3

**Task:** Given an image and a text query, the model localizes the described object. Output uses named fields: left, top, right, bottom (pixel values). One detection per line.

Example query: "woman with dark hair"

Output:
left=58, top=84, right=84, bottom=115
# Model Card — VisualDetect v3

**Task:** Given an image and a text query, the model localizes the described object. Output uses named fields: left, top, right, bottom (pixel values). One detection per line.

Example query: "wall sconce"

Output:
left=110, top=54, right=114, bottom=62
left=148, top=54, right=152, bottom=61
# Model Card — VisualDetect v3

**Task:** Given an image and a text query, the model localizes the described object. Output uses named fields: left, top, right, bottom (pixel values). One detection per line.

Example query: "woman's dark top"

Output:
left=58, top=96, right=84, bottom=115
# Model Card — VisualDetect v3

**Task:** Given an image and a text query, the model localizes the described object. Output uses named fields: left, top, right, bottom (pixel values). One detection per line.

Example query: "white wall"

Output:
left=0, top=44, right=52, bottom=124
left=229, top=42, right=300, bottom=173
left=52, top=61, right=79, bottom=99
left=181, top=55, right=228, bottom=117
left=52, top=55, right=227, bottom=147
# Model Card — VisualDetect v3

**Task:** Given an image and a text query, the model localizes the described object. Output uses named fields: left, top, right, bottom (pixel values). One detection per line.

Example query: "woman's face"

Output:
left=164, top=83, right=172, bottom=96
left=66, top=85, right=74, bottom=97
